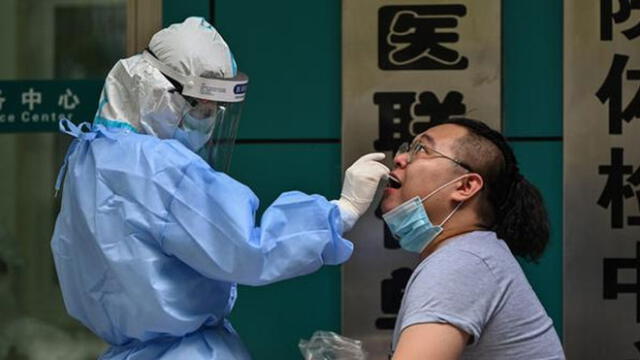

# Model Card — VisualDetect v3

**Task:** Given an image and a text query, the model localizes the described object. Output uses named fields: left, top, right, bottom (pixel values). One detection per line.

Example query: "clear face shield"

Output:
left=179, top=98, right=243, bottom=173
left=142, top=51, right=248, bottom=173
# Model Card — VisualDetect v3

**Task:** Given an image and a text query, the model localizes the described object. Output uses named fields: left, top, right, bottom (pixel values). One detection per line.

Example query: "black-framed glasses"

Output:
left=395, top=141, right=473, bottom=172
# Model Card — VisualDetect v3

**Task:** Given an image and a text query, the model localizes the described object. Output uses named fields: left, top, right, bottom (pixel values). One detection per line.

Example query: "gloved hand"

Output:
left=333, top=153, right=390, bottom=232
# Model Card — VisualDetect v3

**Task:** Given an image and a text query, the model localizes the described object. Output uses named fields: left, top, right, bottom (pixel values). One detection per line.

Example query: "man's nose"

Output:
left=394, top=152, right=409, bottom=168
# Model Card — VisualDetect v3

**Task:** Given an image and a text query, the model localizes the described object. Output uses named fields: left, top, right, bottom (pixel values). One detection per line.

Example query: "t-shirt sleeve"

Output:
left=398, top=249, right=499, bottom=344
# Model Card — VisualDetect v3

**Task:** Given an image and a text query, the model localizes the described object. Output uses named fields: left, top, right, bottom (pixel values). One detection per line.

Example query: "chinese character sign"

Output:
left=565, top=1, right=640, bottom=358
left=596, top=54, right=640, bottom=134
left=342, top=1, right=500, bottom=358
left=372, top=91, right=466, bottom=153
left=0, top=90, right=6, bottom=112
left=378, top=5, right=469, bottom=70
left=0, top=81, right=101, bottom=133
left=597, top=148, right=640, bottom=228
left=603, top=242, right=640, bottom=323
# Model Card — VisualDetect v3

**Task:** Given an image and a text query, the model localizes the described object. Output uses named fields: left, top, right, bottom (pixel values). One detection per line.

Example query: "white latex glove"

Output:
left=332, top=153, right=390, bottom=232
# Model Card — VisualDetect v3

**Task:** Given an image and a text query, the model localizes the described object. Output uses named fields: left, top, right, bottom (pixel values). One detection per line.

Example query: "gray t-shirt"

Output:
left=391, top=231, right=565, bottom=360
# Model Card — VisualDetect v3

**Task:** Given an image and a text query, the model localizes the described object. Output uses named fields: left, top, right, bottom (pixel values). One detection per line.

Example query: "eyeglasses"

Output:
left=395, top=140, right=473, bottom=172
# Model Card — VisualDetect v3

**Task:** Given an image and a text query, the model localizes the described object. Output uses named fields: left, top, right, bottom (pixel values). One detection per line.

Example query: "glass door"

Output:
left=0, top=1, right=160, bottom=358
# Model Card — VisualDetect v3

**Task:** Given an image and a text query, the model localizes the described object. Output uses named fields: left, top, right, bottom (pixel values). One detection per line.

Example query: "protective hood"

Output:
left=93, top=17, right=248, bottom=172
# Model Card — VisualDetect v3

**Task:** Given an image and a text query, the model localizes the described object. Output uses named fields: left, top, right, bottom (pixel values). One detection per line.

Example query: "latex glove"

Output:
left=333, top=153, right=390, bottom=232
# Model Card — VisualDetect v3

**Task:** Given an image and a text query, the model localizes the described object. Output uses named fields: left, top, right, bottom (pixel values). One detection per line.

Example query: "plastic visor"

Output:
left=142, top=51, right=248, bottom=103
left=192, top=101, right=243, bottom=173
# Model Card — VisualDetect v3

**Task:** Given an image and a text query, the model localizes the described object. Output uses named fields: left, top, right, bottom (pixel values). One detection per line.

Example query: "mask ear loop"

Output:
left=439, top=201, right=464, bottom=227
left=420, top=175, right=469, bottom=203
left=419, top=175, right=468, bottom=227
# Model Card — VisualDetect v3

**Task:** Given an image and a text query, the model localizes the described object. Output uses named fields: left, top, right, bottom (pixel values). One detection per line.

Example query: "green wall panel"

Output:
left=227, top=143, right=342, bottom=360
left=215, top=0, right=341, bottom=140
left=503, top=0, right=562, bottom=137
left=228, top=143, right=341, bottom=210
left=511, top=141, right=563, bottom=338
left=163, top=0, right=210, bottom=27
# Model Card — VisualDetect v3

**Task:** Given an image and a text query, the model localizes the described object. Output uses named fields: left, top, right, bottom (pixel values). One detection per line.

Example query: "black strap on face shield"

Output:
left=144, top=47, right=198, bottom=107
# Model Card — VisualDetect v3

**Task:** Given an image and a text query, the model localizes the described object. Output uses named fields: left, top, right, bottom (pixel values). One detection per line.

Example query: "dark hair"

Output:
left=433, top=118, right=550, bottom=262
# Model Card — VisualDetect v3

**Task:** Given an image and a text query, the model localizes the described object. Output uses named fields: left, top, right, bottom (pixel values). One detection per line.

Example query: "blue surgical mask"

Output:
left=174, top=104, right=219, bottom=151
left=382, top=177, right=464, bottom=253
left=174, top=121, right=211, bottom=151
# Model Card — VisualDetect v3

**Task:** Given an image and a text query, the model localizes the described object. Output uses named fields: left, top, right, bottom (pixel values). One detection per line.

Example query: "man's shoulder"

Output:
left=437, top=231, right=512, bottom=262
left=416, top=231, right=517, bottom=280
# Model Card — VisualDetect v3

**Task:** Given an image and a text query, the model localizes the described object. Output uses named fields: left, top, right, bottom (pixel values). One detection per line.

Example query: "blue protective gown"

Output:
left=50, top=121, right=353, bottom=359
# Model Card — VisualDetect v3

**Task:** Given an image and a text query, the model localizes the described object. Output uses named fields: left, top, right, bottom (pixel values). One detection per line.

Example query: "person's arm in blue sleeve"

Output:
left=159, top=153, right=389, bottom=286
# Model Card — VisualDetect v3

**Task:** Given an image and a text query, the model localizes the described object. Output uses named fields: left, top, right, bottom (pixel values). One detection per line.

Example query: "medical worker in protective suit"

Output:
left=50, top=17, right=389, bottom=360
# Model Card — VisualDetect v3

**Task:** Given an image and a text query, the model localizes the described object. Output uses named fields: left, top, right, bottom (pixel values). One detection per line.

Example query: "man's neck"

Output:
left=420, top=225, right=485, bottom=260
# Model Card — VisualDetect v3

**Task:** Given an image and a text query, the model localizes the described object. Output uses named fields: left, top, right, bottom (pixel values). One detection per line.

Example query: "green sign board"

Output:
left=0, top=80, right=103, bottom=132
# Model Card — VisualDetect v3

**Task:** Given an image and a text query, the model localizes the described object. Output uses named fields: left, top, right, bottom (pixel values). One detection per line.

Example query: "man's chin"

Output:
left=379, top=197, right=395, bottom=214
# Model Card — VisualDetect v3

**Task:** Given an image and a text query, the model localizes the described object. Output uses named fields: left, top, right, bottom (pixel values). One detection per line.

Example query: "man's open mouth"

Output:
left=387, top=175, right=402, bottom=189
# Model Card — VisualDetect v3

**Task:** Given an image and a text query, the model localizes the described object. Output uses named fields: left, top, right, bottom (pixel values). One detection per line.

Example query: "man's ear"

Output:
left=451, top=173, right=483, bottom=202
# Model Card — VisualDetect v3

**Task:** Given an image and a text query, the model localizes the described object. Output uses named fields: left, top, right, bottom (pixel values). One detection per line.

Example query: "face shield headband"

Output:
left=142, top=50, right=248, bottom=103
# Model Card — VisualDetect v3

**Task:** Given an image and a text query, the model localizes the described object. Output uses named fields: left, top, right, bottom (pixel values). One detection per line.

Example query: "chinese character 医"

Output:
left=603, top=242, right=640, bottom=322
left=21, top=88, right=41, bottom=111
left=58, top=89, right=80, bottom=110
left=379, top=5, right=468, bottom=70
left=596, top=54, right=640, bottom=134
left=598, top=147, right=640, bottom=228
left=601, top=0, right=640, bottom=41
